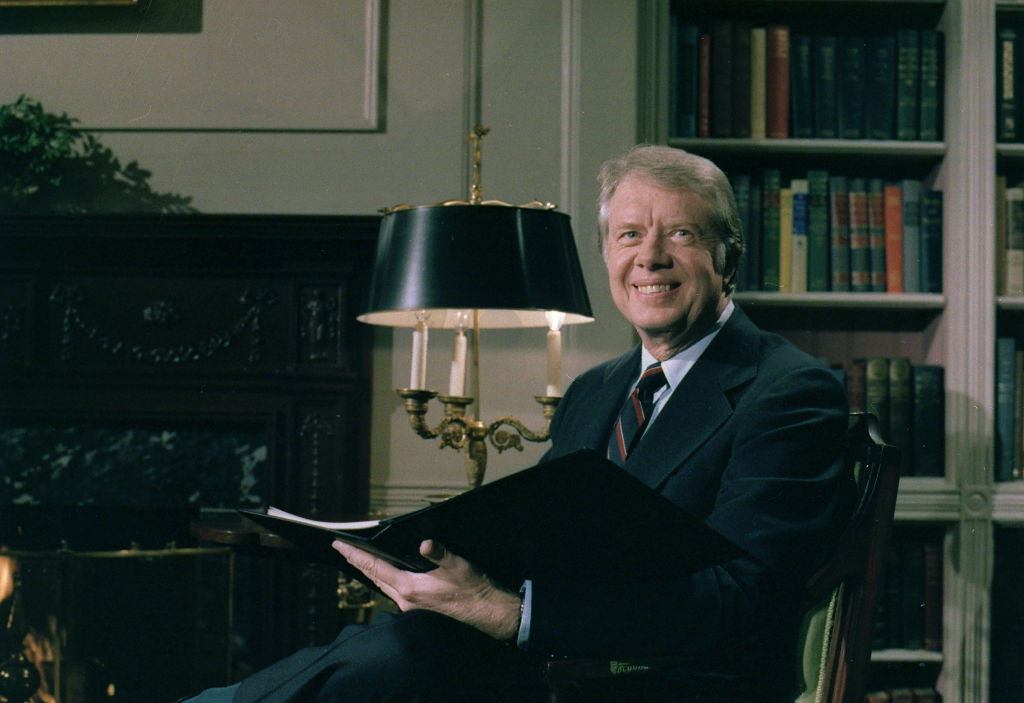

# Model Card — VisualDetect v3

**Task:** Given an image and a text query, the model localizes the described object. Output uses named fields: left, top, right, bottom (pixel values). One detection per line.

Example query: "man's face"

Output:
left=604, top=174, right=729, bottom=357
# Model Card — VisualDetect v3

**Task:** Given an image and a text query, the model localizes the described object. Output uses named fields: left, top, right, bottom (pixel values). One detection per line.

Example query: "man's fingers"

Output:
left=419, top=539, right=447, bottom=564
left=333, top=540, right=395, bottom=585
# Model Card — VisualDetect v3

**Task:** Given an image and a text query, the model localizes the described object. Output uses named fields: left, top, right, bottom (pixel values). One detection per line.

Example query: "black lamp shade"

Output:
left=358, top=204, right=593, bottom=328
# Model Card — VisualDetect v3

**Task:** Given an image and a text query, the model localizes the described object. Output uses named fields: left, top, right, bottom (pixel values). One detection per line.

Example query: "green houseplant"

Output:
left=0, top=95, right=195, bottom=214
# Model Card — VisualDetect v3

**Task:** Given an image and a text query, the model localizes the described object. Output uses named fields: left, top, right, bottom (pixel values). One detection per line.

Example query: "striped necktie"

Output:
left=607, top=362, right=667, bottom=467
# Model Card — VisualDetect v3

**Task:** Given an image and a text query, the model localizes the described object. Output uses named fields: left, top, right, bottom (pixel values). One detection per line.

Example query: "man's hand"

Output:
left=332, top=538, right=522, bottom=642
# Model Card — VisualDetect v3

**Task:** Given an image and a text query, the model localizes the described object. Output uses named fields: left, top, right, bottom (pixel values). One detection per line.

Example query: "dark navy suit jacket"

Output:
left=231, top=305, right=852, bottom=703
left=526, top=305, right=853, bottom=698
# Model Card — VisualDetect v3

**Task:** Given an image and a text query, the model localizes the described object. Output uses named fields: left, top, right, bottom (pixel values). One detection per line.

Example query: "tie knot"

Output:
left=635, top=362, right=667, bottom=400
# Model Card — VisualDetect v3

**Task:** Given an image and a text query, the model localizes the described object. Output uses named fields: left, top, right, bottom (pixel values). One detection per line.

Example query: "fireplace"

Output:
left=0, top=214, right=378, bottom=701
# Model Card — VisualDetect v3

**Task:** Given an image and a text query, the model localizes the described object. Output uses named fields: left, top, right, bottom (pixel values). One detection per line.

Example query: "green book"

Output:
left=998, top=25, right=1019, bottom=142
left=807, top=170, right=831, bottom=291
left=888, top=357, right=914, bottom=475
left=912, top=364, right=945, bottom=477
left=866, top=34, right=897, bottom=139
left=761, top=168, right=782, bottom=291
left=896, top=29, right=921, bottom=140
left=918, top=30, right=942, bottom=141
left=813, top=35, right=839, bottom=138
left=863, top=357, right=891, bottom=442
left=838, top=36, right=867, bottom=139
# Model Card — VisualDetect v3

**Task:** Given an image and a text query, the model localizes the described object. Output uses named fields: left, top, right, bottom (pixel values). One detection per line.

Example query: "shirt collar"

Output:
left=640, top=300, right=734, bottom=390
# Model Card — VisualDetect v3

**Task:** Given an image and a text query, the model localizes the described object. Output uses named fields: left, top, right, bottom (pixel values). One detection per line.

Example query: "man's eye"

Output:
left=619, top=231, right=639, bottom=240
left=671, top=229, right=694, bottom=239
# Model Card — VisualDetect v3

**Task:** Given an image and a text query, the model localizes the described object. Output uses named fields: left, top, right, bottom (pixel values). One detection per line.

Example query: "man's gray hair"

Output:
left=596, top=145, right=744, bottom=294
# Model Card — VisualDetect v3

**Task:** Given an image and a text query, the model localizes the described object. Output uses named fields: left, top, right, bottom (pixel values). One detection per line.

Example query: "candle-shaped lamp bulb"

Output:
left=448, top=311, right=470, bottom=397
left=545, top=310, right=566, bottom=397
left=410, top=311, right=429, bottom=390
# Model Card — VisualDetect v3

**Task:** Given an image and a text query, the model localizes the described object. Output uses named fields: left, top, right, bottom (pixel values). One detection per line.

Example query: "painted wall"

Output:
left=1, top=0, right=641, bottom=512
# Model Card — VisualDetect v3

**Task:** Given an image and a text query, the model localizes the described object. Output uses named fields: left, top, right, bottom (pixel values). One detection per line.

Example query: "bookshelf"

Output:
left=638, top=0, right=997, bottom=701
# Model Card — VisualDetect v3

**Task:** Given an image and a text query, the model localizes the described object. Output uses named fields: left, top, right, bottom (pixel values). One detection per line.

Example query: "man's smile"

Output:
left=634, top=283, right=678, bottom=294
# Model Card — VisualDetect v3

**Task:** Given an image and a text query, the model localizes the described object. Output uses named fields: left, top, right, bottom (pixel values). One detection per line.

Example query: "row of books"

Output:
left=669, top=18, right=943, bottom=141
left=996, top=176, right=1024, bottom=297
left=733, top=172, right=943, bottom=295
left=874, top=529, right=943, bottom=652
left=995, top=337, right=1024, bottom=481
left=997, top=20, right=1024, bottom=142
left=838, top=358, right=944, bottom=478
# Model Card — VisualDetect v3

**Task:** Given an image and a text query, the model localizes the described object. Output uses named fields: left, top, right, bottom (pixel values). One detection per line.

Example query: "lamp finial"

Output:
left=467, top=124, right=490, bottom=204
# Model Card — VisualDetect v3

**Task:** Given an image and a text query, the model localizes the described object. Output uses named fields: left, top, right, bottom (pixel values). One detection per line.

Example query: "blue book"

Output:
left=897, top=29, right=921, bottom=139
left=920, top=189, right=943, bottom=293
left=790, top=178, right=810, bottom=292
left=790, top=34, right=814, bottom=138
left=900, top=179, right=923, bottom=292
left=996, top=337, right=1019, bottom=481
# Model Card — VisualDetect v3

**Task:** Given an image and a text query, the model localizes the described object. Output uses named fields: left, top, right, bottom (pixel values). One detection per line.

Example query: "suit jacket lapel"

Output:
left=626, top=306, right=761, bottom=490
left=568, top=347, right=642, bottom=451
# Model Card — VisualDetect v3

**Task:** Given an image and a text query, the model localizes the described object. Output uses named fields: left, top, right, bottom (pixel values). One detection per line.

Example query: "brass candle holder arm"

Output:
left=396, top=389, right=560, bottom=489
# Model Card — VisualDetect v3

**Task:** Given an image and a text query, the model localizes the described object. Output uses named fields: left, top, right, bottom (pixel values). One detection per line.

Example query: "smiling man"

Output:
left=181, top=146, right=853, bottom=703
left=601, top=155, right=736, bottom=359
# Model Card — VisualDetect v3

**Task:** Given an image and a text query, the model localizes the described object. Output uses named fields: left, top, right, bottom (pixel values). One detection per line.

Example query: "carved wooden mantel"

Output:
left=0, top=213, right=379, bottom=663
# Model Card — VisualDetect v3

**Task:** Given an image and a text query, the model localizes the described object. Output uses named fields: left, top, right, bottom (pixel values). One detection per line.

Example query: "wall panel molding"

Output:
left=4, top=0, right=384, bottom=132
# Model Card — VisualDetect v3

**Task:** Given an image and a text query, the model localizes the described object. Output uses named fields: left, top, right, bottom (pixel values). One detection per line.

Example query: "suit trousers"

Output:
left=213, top=610, right=547, bottom=703
left=180, top=609, right=782, bottom=703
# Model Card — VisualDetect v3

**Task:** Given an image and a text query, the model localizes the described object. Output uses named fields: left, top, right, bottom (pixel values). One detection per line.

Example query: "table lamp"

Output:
left=357, top=126, right=593, bottom=488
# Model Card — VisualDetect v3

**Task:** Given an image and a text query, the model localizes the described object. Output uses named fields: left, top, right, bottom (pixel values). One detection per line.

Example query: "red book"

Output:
left=867, top=179, right=888, bottom=292
left=848, top=178, right=871, bottom=292
left=765, top=25, right=790, bottom=138
left=698, top=33, right=711, bottom=138
left=884, top=184, right=904, bottom=293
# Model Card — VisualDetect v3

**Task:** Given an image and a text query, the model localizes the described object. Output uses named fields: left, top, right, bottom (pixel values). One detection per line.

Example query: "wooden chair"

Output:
left=543, top=412, right=902, bottom=703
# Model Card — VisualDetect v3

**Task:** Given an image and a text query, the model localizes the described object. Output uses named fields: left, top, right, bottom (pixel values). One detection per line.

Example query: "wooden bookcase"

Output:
left=637, top=1, right=1001, bottom=701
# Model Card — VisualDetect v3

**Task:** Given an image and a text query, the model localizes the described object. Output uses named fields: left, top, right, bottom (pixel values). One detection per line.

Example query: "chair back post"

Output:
left=814, top=413, right=901, bottom=703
